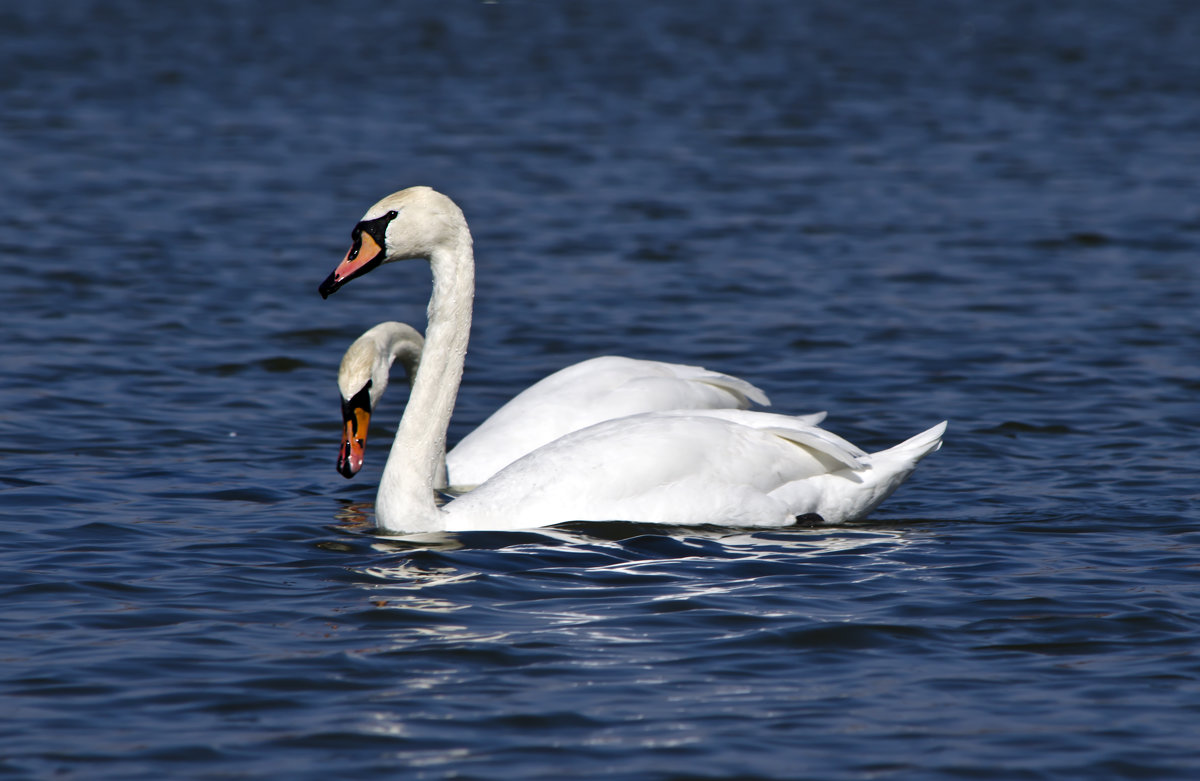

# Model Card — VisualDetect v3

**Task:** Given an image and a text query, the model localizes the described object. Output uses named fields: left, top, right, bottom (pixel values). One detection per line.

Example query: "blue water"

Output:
left=3, top=1, right=1200, bottom=778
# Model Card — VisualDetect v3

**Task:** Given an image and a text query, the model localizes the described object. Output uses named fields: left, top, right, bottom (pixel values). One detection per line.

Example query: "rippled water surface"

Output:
left=3, top=1, right=1199, bottom=778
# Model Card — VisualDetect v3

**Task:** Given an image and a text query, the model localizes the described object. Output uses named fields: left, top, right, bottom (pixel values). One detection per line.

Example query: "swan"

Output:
left=336, top=322, right=814, bottom=489
left=318, top=186, right=946, bottom=534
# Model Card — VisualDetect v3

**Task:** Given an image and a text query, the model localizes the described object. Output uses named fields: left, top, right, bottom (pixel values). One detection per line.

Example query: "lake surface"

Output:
left=2, top=1, right=1199, bottom=778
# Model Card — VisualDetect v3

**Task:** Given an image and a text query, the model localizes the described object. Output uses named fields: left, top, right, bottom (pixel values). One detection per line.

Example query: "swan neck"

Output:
left=376, top=237, right=474, bottom=532
left=389, top=339, right=422, bottom=389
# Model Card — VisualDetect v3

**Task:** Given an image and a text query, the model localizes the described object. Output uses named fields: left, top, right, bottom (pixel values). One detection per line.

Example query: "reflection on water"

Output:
left=331, top=502, right=376, bottom=530
left=349, top=522, right=927, bottom=659
left=362, top=562, right=477, bottom=595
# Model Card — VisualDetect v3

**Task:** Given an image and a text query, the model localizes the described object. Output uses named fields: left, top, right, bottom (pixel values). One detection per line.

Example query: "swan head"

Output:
left=319, top=186, right=468, bottom=299
left=336, top=322, right=424, bottom=478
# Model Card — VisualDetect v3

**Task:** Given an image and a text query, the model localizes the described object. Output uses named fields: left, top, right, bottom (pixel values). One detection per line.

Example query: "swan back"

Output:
left=445, top=356, right=777, bottom=487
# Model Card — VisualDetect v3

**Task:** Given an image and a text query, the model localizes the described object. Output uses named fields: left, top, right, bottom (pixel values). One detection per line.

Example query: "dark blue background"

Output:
left=2, top=2, right=1198, bottom=779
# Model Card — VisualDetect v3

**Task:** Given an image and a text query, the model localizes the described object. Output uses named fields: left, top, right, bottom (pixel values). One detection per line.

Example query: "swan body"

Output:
left=437, top=413, right=946, bottom=531
left=337, top=324, right=801, bottom=488
left=319, top=186, right=945, bottom=534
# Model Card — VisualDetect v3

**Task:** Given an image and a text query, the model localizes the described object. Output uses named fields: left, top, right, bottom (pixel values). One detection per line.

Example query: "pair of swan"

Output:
left=320, top=186, right=945, bottom=534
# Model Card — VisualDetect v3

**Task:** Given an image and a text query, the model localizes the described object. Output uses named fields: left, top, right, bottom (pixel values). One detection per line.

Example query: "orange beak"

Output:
left=338, top=404, right=372, bottom=478
left=319, top=230, right=384, bottom=299
left=337, top=380, right=374, bottom=479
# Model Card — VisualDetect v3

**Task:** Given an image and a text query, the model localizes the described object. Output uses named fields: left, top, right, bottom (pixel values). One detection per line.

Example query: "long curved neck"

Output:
left=386, top=331, right=423, bottom=388
left=376, top=235, right=474, bottom=533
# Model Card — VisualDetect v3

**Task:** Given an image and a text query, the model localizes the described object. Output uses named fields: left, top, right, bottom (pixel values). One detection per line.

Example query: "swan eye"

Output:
left=355, top=210, right=400, bottom=254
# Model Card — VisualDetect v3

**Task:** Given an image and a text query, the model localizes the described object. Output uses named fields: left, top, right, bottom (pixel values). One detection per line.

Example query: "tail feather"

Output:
left=694, top=371, right=771, bottom=407
left=874, top=420, right=947, bottom=464
left=772, top=421, right=947, bottom=524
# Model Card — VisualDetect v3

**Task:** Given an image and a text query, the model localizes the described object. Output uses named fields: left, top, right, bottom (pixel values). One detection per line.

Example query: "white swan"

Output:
left=336, top=322, right=809, bottom=489
left=318, top=186, right=946, bottom=534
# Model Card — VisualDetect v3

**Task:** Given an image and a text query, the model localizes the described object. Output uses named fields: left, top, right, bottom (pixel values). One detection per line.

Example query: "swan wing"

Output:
left=446, top=356, right=775, bottom=487
left=442, top=413, right=896, bottom=530
left=655, top=408, right=862, bottom=467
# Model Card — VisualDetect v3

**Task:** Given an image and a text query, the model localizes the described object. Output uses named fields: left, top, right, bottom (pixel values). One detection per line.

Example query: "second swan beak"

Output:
left=337, top=384, right=373, bottom=478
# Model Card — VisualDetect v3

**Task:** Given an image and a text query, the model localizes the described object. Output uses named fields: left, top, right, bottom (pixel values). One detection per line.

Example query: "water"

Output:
left=2, top=1, right=1199, bottom=778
